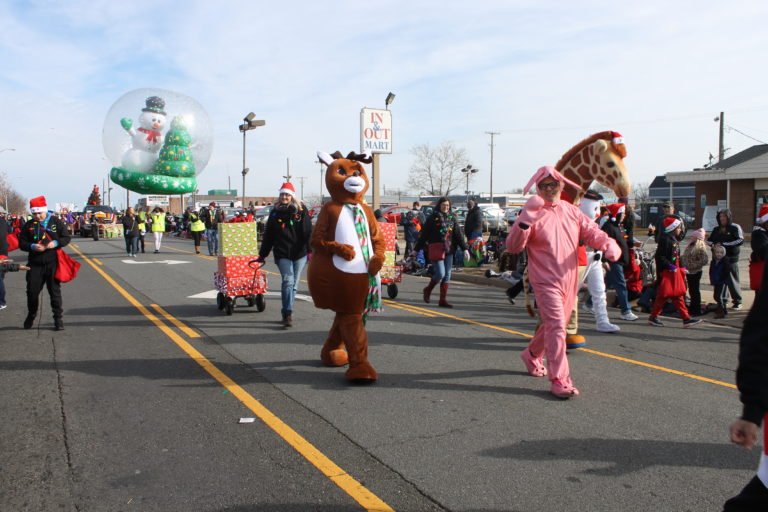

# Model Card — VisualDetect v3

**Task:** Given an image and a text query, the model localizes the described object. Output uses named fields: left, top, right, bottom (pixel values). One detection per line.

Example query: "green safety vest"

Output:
left=189, top=213, right=205, bottom=232
left=137, top=211, right=147, bottom=230
left=150, top=212, right=166, bottom=232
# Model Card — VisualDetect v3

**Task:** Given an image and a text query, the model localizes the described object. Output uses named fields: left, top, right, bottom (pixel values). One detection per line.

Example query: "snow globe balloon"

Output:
left=103, top=88, right=213, bottom=194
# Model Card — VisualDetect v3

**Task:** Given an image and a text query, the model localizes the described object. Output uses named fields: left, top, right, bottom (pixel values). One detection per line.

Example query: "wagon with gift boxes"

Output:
left=213, top=222, right=268, bottom=315
left=378, top=222, right=403, bottom=299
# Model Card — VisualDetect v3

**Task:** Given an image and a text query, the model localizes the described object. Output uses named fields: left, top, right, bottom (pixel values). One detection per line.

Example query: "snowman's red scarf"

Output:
left=138, top=127, right=162, bottom=143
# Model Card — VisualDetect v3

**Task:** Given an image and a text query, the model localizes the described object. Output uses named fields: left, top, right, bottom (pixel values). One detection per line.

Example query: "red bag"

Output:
left=749, top=260, right=765, bottom=291
left=6, top=233, right=18, bottom=252
left=428, top=241, right=447, bottom=261
left=55, top=249, right=81, bottom=283
left=657, top=268, right=687, bottom=298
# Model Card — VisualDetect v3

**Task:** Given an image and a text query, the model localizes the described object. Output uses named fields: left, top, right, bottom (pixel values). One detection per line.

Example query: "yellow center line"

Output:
left=92, top=257, right=103, bottom=266
left=386, top=302, right=437, bottom=317
left=385, top=299, right=735, bottom=390
left=69, top=245, right=395, bottom=512
left=150, top=303, right=201, bottom=338
left=164, top=245, right=217, bottom=260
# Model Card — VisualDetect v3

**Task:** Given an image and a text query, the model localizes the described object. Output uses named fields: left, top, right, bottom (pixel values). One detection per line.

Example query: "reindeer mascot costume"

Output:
left=308, top=151, right=385, bottom=383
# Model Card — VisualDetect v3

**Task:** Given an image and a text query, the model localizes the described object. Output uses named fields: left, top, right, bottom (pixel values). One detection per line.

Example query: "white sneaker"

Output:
left=581, top=302, right=594, bottom=315
left=620, top=311, right=638, bottom=321
left=596, top=321, right=620, bottom=332
left=0, top=304, right=7, bottom=310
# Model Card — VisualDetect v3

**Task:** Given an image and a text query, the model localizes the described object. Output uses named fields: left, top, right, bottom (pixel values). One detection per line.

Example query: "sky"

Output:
left=2, top=0, right=768, bottom=209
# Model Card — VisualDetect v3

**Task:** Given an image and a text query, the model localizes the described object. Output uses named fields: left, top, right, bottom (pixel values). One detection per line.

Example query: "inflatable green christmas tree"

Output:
left=153, top=116, right=196, bottom=178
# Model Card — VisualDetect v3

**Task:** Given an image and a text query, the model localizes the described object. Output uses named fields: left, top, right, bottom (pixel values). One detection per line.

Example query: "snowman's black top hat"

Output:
left=142, top=96, right=166, bottom=115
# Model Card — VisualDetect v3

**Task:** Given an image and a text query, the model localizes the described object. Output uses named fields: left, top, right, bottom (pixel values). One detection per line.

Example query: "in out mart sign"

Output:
left=360, top=108, right=392, bottom=154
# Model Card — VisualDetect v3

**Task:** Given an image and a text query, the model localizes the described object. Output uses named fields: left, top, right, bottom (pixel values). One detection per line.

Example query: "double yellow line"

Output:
left=69, top=245, right=395, bottom=512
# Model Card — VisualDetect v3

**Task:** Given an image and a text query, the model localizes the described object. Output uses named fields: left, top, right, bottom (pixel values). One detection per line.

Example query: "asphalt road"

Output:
left=0, top=235, right=759, bottom=512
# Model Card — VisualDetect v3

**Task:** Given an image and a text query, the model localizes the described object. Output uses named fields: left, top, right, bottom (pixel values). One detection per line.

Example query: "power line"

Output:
left=726, top=125, right=767, bottom=145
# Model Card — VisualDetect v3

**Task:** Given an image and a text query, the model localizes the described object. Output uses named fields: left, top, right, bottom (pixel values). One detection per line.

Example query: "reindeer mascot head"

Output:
left=308, top=151, right=386, bottom=383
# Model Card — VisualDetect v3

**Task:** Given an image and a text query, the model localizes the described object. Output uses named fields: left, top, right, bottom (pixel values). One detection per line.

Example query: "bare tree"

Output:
left=406, top=141, right=469, bottom=196
left=630, top=181, right=651, bottom=207
left=0, top=171, right=26, bottom=214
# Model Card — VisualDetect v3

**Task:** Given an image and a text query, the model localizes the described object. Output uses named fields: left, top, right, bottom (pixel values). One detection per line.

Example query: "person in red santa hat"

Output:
left=601, top=203, right=638, bottom=321
left=18, top=196, right=71, bottom=330
left=255, top=182, right=312, bottom=327
left=648, top=216, right=702, bottom=328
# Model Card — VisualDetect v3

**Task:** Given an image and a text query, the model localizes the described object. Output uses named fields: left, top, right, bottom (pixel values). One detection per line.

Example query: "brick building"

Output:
left=666, top=145, right=768, bottom=231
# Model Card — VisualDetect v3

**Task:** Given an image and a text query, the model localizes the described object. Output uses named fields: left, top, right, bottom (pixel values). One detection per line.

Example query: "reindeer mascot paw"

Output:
left=308, top=151, right=385, bottom=383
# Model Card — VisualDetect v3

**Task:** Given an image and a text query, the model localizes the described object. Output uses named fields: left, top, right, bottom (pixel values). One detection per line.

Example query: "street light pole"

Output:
left=239, top=112, right=266, bottom=209
left=461, top=165, right=479, bottom=203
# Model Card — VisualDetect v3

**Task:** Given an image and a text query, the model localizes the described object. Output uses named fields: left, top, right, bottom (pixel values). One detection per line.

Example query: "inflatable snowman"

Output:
left=104, top=88, right=213, bottom=195
left=120, top=96, right=167, bottom=173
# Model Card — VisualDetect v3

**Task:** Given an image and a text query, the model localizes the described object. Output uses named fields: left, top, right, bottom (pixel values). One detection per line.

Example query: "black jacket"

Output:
left=707, top=209, right=744, bottom=259
left=601, top=221, right=630, bottom=267
left=464, top=206, right=484, bottom=238
left=735, top=258, right=768, bottom=425
left=415, top=211, right=468, bottom=254
left=751, top=227, right=768, bottom=263
left=122, top=214, right=140, bottom=237
left=258, top=203, right=312, bottom=261
left=199, top=206, right=219, bottom=230
left=18, top=215, right=71, bottom=266
left=0, top=217, right=8, bottom=258
left=655, top=233, right=682, bottom=273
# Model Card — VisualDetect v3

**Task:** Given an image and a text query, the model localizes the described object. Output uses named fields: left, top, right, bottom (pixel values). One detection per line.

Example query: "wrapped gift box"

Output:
left=218, top=223, right=258, bottom=256
left=213, top=271, right=267, bottom=295
left=217, top=255, right=258, bottom=276
left=383, top=250, right=396, bottom=267
left=380, top=266, right=402, bottom=281
left=378, top=222, right=397, bottom=251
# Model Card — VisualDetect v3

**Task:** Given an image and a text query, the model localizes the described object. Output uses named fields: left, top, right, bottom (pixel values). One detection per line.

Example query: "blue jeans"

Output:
left=206, top=229, right=219, bottom=255
left=276, top=257, right=307, bottom=317
left=432, top=253, right=454, bottom=283
left=124, top=235, right=139, bottom=255
left=605, top=261, right=630, bottom=313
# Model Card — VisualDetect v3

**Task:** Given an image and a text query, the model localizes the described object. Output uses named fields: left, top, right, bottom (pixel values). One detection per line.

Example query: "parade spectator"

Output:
left=723, top=258, right=768, bottom=511
left=186, top=208, right=205, bottom=254
left=121, top=207, right=140, bottom=258
left=710, top=244, right=733, bottom=319
left=374, top=209, right=387, bottom=222
left=464, top=199, right=485, bottom=267
left=414, top=197, right=469, bottom=308
left=18, top=196, right=71, bottom=330
left=0, top=213, right=10, bottom=310
left=651, top=202, right=686, bottom=242
left=256, top=182, right=312, bottom=327
left=200, top=202, right=220, bottom=256
left=602, top=203, right=637, bottom=321
left=400, top=201, right=424, bottom=257
left=708, top=208, right=744, bottom=309
left=506, top=166, right=621, bottom=398
left=150, top=206, right=166, bottom=253
left=137, top=207, right=149, bottom=253
left=682, top=228, right=709, bottom=316
left=648, top=218, right=701, bottom=328
left=749, top=205, right=768, bottom=299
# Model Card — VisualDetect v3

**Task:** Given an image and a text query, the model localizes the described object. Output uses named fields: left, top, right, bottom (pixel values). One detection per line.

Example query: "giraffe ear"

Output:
left=593, top=139, right=610, bottom=154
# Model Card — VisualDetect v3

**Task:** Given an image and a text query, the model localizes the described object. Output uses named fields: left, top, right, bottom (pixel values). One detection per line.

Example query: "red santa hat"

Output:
left=606, top=203, right=625, bottom=221
left=757, top=204, right=768, bottom=224
left=279, top=182, right=296, bottom=197
left=29, top=196, right=48, bottom=214
left=663, top=216, right=682, bottom=233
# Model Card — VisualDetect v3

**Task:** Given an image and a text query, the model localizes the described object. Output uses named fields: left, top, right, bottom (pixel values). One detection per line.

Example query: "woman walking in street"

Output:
left=413, top=197, right=469, bottom=308
left=122, top=207, right=140, bottom=258
left=255, top=182, right=312, bottom=327
left=150, top=206, right=166, bottom=253
left=187, top=208, right=206, bottom=254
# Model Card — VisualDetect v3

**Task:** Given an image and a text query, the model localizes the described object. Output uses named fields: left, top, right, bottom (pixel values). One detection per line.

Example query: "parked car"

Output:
left=220, top=207, right=244, bottom=222
left=381, top=205, right=411, bottom=224
left=477, top=203, right=505, bottom=232
left=505, top=207, right=521, bottom=226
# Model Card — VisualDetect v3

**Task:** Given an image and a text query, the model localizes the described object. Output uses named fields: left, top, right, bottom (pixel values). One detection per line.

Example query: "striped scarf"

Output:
left=345, top=204, right=382, bottom=322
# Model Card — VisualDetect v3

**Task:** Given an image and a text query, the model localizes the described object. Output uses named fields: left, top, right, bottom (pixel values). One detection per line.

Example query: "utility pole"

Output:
left=718, top=111, right=725, bottom=163
left=283, top=158, right=292, bottom=182
left=485, top=131, right=499, bottom=204
left=296, top=176, right=307, bottom=201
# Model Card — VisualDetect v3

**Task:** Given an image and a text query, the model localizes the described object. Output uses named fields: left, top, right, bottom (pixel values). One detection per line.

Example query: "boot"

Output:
left=54, top=319, right=65, bottom=331
left=438, top=282, right=453, bottom=308
left=195, top=245, right=201, bottom=254
left=23, top=313, right=35, bottom=330
left=283, top=314, right=293, bottom=328
left=423, top=279, right=438, bottom=303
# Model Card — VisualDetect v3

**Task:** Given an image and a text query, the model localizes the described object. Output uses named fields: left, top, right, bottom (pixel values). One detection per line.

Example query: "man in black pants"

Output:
left=724, top=262, right=768, bottom=510
left=708, top=208, right=744, bottom=309
left=18, top=196, right=71, bottom=330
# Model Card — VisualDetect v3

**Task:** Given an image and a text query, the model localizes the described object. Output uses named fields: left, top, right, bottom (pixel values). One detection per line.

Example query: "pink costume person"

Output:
left=507, top=166, right=621, bottom=398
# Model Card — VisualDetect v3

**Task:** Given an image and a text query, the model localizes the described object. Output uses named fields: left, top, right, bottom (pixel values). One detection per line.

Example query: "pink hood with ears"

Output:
left=523, top=166, right=582, bottom=195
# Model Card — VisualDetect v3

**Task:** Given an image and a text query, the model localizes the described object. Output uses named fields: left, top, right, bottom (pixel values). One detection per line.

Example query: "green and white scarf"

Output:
left=345, top=204, right=382, bottom=322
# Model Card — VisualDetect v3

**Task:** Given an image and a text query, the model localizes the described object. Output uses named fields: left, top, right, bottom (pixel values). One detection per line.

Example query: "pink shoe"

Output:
left=550, top=378, right=580, bottom=398
left=519, top=349, right=547, bottom=377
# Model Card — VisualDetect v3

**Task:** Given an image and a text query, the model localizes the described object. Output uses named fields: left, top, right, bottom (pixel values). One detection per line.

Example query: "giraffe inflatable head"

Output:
left=556, top=131, right=631, bottom=204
